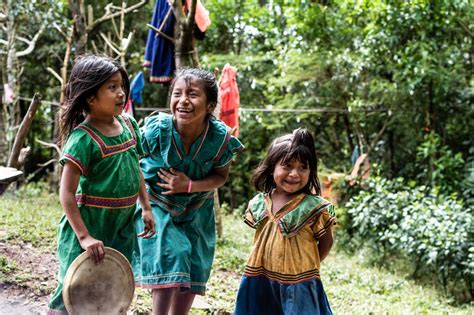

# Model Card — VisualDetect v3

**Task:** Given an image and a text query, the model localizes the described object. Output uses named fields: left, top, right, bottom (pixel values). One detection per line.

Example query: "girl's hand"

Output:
left=79, top=235, right=105, bottom=265
left=157, top=168, right=189, bottom=195
left=138, top=209, right=156, bottom=238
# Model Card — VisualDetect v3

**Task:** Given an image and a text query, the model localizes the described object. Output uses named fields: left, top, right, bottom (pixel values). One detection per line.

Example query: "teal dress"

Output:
left=48, top=115, right=144, bottom=314
left=133, top=113, right=243, bottom=294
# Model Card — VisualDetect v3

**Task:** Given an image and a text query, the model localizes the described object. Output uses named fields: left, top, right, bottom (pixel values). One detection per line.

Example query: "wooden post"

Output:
left=7, top=93, right=42, bottom=169
left=214, top=189, right=223, bottom=238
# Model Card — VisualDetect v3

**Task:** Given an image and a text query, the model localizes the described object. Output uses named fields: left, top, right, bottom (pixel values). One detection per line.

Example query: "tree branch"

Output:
left=86, top=0, right=148, bottom=33
left=46, top=67, right=63, bottom=85
left=99, top=32, right=121, bottom=55
left=16, top=22, right=46, bottom=57
left=35, top=139, right=62, bottom=156
left=186, top=0, right=198, bottom=27
left=147, top=23, right=174, bottom=42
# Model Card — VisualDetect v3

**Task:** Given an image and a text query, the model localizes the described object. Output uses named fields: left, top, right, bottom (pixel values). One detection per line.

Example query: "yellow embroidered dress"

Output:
left=235, top=193, right=336, bottom=315
left=48, top=115, right=143, bottom=314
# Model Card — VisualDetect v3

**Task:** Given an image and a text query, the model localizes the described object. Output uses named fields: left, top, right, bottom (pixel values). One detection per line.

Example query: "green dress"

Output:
left=133, top=113, right=243, bottom=294
left=48, top=115, right=144, bottom=314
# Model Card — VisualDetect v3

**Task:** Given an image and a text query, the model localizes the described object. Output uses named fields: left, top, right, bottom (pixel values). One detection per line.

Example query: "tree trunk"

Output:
left=68, top=0, right=88, bottom=55
left=173, top=0, right=199, bottom=68
left=0, top=102, right=7, bottom=165
left=7, top=93, right=42, bottom=169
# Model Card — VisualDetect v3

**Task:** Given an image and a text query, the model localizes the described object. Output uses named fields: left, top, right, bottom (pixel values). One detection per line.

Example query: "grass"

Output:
left=0, top=185, right=472, bottom=314
left=0, top=182, right=61, bottom=252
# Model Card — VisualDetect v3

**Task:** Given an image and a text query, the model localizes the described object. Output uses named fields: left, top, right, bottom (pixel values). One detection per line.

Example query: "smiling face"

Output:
left=273, top=157, right=310, bottom=195
left=170, top=76, right=214, bottom=129
left=89, top=71, right=126, bottom=118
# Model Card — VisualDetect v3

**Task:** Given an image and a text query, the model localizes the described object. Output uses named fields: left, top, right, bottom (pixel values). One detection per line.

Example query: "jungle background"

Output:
left=0, top=0, right=472, bottom=314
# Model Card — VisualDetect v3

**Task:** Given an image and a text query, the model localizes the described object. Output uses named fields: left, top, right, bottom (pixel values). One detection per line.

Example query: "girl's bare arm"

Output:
left=137, top=170, right=155, bottom=238
left=60, top=161, right=105, bottom=264
left=157, top=166, right=230, bottom=195
left=318, top=228, right=334, bottom=262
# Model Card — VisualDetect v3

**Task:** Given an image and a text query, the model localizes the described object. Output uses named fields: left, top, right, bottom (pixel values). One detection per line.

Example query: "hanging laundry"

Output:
left=124, top=71, right=146, bottom=117
left=219, top=64, right=240, bottom=137
left=144, top=0, right=175, bottom=84
left=130, top=71, right=145, bottom=104
left=3, top=83, right=15, bottom=104
left=144, top=0, right=213, bottom=84
left=123, top=98, right=134, bottom=117
left=185, top=0, right=211, bottom=32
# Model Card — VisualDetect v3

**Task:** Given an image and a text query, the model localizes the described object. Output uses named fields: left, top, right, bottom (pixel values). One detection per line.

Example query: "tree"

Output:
left=0, top=0, right=53, bottom=165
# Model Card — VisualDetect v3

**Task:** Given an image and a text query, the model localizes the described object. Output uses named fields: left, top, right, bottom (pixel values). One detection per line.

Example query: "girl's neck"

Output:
left=270, top=188, right=301, bottom=214
left=84, top=114, right=122, bottom=137
left=173, top=118, right=207, bottom=153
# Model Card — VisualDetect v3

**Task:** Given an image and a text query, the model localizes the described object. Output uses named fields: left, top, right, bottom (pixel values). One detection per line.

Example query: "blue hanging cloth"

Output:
left=130, top=71, right=145, bottom=104
left=143, top=0, right=175, bottom=84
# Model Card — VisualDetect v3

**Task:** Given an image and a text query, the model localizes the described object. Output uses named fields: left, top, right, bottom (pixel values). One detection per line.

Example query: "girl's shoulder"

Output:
left=207, top=117, right=244, bottom=160
left=142, top=112, right=172, bottom=138
left=301, top=195, right=336, bottom=217
left=66, top=125, right=93, bottom=144
left=278, top=194, right=335, bottom=236
left=244, top=193, right=268, bottom=228
left=248, top=192, right=266, bottom=210
left=144, top=112, right=172, bottom=127
left=208, top=116, right=229, bottom=136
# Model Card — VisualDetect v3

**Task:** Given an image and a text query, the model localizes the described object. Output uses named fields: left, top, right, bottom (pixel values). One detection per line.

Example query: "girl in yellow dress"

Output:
left=235, top=128, right=335, bottom=315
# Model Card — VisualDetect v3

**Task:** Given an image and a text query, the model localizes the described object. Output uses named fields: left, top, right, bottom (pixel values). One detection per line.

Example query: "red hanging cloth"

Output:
left=219, top=64, right=240, bottom=137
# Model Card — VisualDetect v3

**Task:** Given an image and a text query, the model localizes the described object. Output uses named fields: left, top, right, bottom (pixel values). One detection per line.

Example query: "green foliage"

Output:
left=344, top=177, right=473, bottom=301
left=416, top=132, right=466, bottom=192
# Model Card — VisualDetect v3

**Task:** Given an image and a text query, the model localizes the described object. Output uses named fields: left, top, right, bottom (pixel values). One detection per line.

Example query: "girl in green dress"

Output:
left=133, top=68, right=243, bottom=315
left=47, top=55, right=155, bottom=314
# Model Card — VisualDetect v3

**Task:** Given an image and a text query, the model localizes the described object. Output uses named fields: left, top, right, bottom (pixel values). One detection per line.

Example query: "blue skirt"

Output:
left=234, top=275, right=333, bottom=315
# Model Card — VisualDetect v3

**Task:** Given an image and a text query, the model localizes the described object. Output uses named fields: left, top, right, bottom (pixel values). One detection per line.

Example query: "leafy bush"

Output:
left=344, top=177, right=473, bottom=301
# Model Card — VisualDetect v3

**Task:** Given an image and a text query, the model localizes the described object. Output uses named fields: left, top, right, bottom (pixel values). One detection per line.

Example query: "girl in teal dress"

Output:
left=47, top=55, right=155, bottom=314
left=133, top=68, right=243, bottom=314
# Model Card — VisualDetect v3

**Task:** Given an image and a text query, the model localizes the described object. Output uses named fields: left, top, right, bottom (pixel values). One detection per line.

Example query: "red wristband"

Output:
left=187, top=180, right=192, bottom=193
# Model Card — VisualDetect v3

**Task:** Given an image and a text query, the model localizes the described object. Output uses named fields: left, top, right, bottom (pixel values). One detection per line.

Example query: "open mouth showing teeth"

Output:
left=177, top=108, right=193, bottom=113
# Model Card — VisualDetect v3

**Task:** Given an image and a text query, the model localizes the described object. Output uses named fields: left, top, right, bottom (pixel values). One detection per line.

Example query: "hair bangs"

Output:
left=282, top=144, right=315, bottom=170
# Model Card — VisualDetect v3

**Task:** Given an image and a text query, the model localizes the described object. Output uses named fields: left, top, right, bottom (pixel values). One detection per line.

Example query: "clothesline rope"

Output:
left=16, top=96, right=391, bottom=113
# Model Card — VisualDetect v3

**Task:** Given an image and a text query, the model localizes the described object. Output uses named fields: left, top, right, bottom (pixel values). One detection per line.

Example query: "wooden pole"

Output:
left=7, top=93, right=42, bottom=169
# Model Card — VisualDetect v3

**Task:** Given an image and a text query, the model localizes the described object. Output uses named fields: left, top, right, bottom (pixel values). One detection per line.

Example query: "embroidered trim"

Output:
left=244, top=265, right=320, bottom=284
left=63, top=154, right=89, bottom=175
left=191, top=119, right=210, bottom=160
left=150, top=76, right=173, bottom=83
left=122, top=115, right=137, bottom=141
left=149, top=190, right=213, bottom=217
left=137, top=282, right=191, bottom=289
left=77, top=118, right=136, bottom=158
left=314, top=216, right=337, bottom=239
left=46, top=309, right=68, bottom=315
left=171, top=134, right=183, bottom=160
left=280, top=202, right=333, bottom=238
left=75, top=193, right=138, bottom=209
left=213, top=129, right=231, bottom=162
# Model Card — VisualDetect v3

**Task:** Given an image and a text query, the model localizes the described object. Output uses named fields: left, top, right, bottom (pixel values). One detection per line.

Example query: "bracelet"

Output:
left=187, top=180, right=193, bottom=193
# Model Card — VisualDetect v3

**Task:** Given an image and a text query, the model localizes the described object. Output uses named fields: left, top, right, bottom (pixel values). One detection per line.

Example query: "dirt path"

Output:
left=0, top=241, right=57, bottom=314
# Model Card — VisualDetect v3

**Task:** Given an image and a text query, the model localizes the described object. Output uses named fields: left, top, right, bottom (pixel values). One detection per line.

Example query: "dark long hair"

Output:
left=59, top=55, right=130, bottom=146
left=252, top=128, right=321, bottom=195
left=168, top=68, right=218, bottom=114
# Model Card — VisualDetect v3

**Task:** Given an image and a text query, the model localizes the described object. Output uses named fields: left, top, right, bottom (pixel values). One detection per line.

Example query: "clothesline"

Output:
left=16, top=96, right=391, bottom=113
left=134, top=107, right=391, bottom=113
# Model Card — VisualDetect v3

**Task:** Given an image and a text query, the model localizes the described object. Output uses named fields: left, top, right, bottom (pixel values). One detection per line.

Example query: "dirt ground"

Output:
left=0, top=240, right=217, bottom=315
left=0, top=240, right=57, bottom=314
